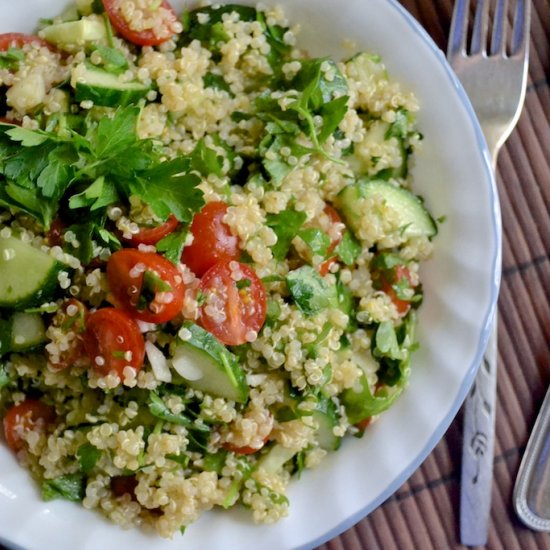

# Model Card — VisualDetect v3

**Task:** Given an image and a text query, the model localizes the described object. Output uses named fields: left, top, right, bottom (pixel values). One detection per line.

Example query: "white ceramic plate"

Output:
left=0, top=1, right=500, bottom=549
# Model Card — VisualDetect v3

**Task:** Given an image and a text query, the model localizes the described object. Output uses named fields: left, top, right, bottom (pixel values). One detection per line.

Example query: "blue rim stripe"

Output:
left=296, top=1, right=502, bottom=548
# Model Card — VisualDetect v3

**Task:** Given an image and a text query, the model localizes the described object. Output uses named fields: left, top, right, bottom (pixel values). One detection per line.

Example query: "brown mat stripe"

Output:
left=319, top=0, right=550, bottom=548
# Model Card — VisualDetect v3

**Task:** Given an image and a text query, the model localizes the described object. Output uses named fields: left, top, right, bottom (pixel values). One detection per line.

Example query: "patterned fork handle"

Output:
left=460, top=322, right=498, bottom=546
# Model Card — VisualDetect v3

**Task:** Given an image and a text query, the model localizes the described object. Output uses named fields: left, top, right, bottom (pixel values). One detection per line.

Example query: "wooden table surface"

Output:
left=319, top=1, right=550, bottom=548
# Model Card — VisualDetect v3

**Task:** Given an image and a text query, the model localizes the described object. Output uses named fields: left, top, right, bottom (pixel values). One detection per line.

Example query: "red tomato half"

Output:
left=181, top=201, right=240, bottom=277
left=125, top=214, right=179, bottom=247
left=102, top=0, right=178, bottom=46
left=83, top=308, right=145, bottom=377
left=380, top=265, right=415, bottom=316
left=199, top=260, right=266, bottom=346
left=3, top=400, right=55, bottom=453
left=0, top=33, right=51, bottom=51
left=107, top=249, right=185, bottom=323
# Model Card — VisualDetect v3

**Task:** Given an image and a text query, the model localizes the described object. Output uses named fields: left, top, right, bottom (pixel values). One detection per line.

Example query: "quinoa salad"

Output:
left=0, top=0, right=437, bottom=538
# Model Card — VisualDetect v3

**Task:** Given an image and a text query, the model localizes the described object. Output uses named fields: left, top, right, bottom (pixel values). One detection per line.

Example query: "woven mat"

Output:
left=319, top=1, right=550, bottom=549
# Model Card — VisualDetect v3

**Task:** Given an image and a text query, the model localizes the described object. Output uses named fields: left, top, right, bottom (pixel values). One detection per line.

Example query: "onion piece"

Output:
left=145, top=341, right=172, bottom=383
left=171, top=346, right=203, bottom=381
left=137, top=320, right=157, bottom=333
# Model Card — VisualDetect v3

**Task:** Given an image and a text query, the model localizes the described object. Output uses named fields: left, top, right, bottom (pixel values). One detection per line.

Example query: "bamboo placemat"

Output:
left=319, top=0, right=550, bottom=548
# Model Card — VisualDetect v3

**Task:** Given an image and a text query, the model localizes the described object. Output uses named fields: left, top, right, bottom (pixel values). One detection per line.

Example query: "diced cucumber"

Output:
left=0, top=236, right=63, bottom=310
left=72, top=64, right=151, bottom=107
left=39, top=16, right=107, bottom=52
left=312, top=397, right=341, bottom=451
left=11, top=313, right=47, bottom=352
left=335, top=179, right=437, bottom=240
left=171, top=322, right=249, bottom=403
left=255, top=443, right=298, bottom=475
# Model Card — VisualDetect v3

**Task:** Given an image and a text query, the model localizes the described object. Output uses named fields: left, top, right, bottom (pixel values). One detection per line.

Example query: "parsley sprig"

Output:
left=0, top=106, right=205, bottom=231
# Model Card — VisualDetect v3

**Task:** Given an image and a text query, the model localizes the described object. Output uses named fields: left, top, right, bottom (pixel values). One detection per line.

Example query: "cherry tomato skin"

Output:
left=107, top=249, right=185, bottom=323
left=83, top=308, right=145, bottom=377
left=181, top=202, right=240, bottom=278
left=381, top=265, right=415, bottom=316
left=3, top=400, right=55, bottom=453
left=199, top=260, right=267, bottom=346
left=0, top=33, right=52, bottom=51
left=125, top=214, right=179, bottom=247
left=102, top=0, right=178, bottom=46
left=0, top=117, right=20, bottom=125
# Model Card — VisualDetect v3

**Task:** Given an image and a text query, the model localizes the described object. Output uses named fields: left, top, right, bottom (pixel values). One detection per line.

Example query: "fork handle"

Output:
left=460, top=317, right=498, bottom=546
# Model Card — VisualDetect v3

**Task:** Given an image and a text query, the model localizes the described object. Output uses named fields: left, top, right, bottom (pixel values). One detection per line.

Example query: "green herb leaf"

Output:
left=156, top=226, right=188, bottom=265
left=77, top=443, right=101, bottom=473
left=5, top=127, right=51, bottom=147
left=334, top=230, right=361, bottom=266
left=190, top=138, right=224, bottom=178
left=203, top=72, right=233, bottom=96
left=286, top=265, right=338, bottom=315
left=297, top=227, right=330, bottom=258
left=41, top=473, right=86, bottom=502
left=93, top=44, right=129, bottom=74
left=0, top=48, right=25, bottom=70
left=148, top=392, right=210, bottom=432
left=266, top=209, right=307, bottom=260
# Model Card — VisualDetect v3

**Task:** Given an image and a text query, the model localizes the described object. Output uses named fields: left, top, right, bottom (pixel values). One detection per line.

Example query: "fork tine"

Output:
left=471, top=0, right=490, bottom=54
left=448, top=0, right=470, bottom=59
left=511, top=0, right=531, bottom=56
left=490, top=0, right=508, bottom=56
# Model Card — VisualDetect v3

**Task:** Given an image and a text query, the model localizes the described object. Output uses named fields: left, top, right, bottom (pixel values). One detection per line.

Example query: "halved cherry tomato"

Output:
left=83, top=308, right=145, bottom=377
left=48, top=299, right=88, bottom=369
left=181, top=201, right=240, bottom=278
left=2, top=399, right=55, bottom=453
left=199, top=260, right=266, bottom=346
left=0, top=33, right=52, bottom=51
left=107, top=248, right=185, bottom=323
left=380, top=265, right=415, bottom=316
left=124, top=214, right=179, bottom=247
left=0, top=117, right=20, bottom=125
left=102, top=0, right=178, bottom=46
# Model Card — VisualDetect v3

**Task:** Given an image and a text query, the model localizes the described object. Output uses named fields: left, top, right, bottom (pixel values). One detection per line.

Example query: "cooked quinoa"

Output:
left=0, top=0, right=436, bottom=539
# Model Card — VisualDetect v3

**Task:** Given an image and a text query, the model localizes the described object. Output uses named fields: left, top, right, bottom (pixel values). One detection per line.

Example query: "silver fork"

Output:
left=447, top=0, right=531, bottom=546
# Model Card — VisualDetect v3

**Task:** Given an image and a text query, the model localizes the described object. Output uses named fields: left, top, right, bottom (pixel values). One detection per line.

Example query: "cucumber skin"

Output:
left=336, top=179, right=437, bottom=240
left=74, top=83, right=150, bottom=108
left=176, top=322, right=249, bottom=404
left=0, top=313, right=47, bottom=355
left=0, top=237, right=64, bottom=310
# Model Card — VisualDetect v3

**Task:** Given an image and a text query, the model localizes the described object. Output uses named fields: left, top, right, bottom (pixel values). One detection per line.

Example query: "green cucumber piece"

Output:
left=255, top=443, right=298, bottom=475
left=172, top=322, right=249, bottom=403
left=312, top=397, right=341, bottom=451
left=0, top=236, right=63, bottom=309
left=39, top=17, right=107, bottom=52
left=72, top=65, right=151, bottom=107
left=10, top=312, right=47, bottom=352
left=335, top=179, right=437, bottom=239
